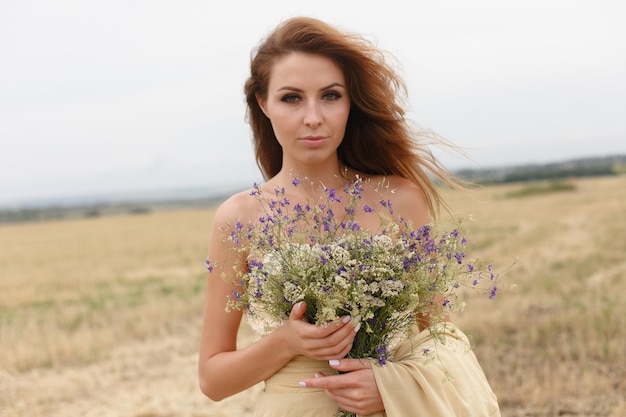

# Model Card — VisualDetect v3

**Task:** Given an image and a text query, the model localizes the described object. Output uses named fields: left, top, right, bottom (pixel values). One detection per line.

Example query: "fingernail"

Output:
left=342, top=316, right=351, bottom=324
left=299, top=381, right=306, bottom=387
left=314, top=373, right=321, bottom=378
left=329, top=359, right=340, bottom=366
left=354, top=322, right=361, bottom=333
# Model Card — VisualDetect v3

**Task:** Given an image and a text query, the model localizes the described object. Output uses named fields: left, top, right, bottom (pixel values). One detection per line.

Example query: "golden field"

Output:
left=0, top=175, right=624, bottom=417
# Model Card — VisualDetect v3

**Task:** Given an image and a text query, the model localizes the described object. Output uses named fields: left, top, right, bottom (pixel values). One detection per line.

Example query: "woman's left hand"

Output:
left=299, top=358, right=384, bottom=416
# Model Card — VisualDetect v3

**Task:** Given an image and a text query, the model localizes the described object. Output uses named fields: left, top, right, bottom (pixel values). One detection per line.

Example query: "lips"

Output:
left=299, top=135, right=328, bottom=147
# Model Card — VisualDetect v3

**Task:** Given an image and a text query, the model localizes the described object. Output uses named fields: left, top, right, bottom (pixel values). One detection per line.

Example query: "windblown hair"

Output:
left=244, top=17, right=462, bottom=217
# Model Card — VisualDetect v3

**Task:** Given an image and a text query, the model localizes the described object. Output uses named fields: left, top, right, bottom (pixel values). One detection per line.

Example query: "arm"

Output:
left=198, top=197, right=358, bottom=401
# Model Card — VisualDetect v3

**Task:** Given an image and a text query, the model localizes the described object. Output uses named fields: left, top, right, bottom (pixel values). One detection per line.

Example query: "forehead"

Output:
left=268, top=52, right=345, bottom=89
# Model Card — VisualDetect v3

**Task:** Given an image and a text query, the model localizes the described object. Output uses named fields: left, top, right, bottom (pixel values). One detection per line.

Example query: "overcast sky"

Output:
left=1, top=0, right=625, bottom=207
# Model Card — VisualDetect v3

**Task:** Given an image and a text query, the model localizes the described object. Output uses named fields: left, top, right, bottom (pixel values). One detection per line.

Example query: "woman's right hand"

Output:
left=279, top=302, right=358, bottom=361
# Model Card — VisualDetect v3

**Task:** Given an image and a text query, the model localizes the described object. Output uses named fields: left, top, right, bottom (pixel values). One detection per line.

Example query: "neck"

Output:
left=274, top=161, right=352, bottom=190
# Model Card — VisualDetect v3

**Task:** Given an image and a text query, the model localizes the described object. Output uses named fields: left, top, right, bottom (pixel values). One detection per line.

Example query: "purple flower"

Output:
left=328, top=188, right=336, bottom=200
left=245, top=224, right=255, bottom=240
left=489, top=285, right=498, bottom=299
left=402, top=258, right=414, bottom=271
left=292, top=176, right=301, bottom=187
left=363, top=204, right=374, bottom=213
left=204, top=259, right=213, bottom=272
left=229, top=230, right=240, bottom=246
left=376, top=345, right=388, bottom=365
left=345, top=179, right=364, bottom=198
left=254, top=279, right=263, bottom=298
left=248, top=258, right=264, bottom=270
left=454, top=252, right=465, bottom=264
left=423, top=238, right=436, bottom=254
left=327, top=187, right=342, bottom=202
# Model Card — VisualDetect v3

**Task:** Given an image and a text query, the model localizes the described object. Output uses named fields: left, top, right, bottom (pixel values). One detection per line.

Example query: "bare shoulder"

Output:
left=362, top=175, right=430, bottom=227
left=211, top=188, right=260, bottom=230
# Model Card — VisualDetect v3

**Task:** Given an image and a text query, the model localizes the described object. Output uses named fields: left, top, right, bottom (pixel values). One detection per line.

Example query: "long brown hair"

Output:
left=244, top=17, right=462, bottom=217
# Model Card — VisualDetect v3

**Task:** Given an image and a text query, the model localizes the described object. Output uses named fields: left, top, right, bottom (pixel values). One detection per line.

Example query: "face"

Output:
left=257, top=52, right=350, bottom=170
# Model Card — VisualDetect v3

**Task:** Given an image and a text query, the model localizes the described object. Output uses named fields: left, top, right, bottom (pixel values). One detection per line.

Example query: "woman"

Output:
left=199, top=17, right=500, bottom=416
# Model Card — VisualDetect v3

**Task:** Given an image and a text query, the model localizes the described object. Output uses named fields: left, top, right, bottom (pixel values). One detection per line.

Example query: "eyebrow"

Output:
left=276, top=82, right=346, bottom=92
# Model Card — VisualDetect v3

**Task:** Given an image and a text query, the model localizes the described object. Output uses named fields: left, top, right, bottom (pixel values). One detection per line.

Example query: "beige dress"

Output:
left=251, top=321, right=501, bottom=417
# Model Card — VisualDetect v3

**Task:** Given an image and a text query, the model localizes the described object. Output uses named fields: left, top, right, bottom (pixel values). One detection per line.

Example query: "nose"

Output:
left=303, top=101, right=322, bottom=127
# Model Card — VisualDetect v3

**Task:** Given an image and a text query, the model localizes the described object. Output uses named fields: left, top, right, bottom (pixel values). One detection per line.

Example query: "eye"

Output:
left=281, top=94, right=301, bottom=103
left=322, top=91, right=342, bottom=101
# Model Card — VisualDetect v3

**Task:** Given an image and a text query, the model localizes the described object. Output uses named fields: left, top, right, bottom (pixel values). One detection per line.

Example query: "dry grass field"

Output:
left=0, top=175, right=624, bottom=417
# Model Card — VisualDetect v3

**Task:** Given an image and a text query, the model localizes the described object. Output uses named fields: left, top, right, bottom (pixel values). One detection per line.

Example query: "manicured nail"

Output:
left=299, top=381, right=306, bottom=387
left=354, top=322, right=361, bottom=333
left=329, top=359, right=340, bottom=366
left=342, top=316, right=351, bottom=324
left=314, top=373, right=321, bottom=378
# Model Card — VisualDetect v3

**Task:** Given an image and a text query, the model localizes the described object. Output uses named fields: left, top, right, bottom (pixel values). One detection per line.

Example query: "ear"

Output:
left=256, top=94, right=270, bottom=118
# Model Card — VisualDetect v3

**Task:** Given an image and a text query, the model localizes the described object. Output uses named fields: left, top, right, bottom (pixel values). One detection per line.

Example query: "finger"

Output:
left=299, top=368, right=370, bottom=389
left=288, top=301, right=307, bottom=321
left=328, top=358, right=373, bottom=372
left=306, top=334, right=354, bottom=360
left=314, top=315, right=353, bottom=338
left=299, top=373, right=343, bottom=390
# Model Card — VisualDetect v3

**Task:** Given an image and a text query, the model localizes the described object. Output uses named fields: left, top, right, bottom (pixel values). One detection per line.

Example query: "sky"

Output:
left=1, top=0, right=625, bottom=207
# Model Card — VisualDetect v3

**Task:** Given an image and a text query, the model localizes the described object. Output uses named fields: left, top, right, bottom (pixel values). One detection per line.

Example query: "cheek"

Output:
left=333, top=105, right=350, bottom=127
left=271, top=112, right=295, bottom=132
left=268, top=111, right=298, bottom=141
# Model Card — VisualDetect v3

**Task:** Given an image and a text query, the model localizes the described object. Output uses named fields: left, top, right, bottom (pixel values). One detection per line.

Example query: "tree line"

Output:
left=455, top=154, right=626, bottom=184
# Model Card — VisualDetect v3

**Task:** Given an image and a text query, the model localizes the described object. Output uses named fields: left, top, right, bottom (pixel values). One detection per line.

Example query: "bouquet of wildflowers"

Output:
left=208, top=177, right=498, bottom=415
